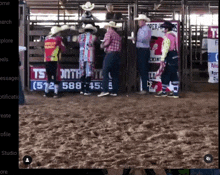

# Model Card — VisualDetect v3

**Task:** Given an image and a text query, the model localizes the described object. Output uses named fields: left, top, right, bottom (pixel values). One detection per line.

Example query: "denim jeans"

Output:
left=161, top=51, right=179, bottom=85
left=137, top=48, right=150, bottom=91
left=102, top=52, right=120, bottom=93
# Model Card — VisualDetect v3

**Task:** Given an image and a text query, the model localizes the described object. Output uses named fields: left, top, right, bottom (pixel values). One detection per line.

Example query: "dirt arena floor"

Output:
left=19, top=91, right=218, bottom=169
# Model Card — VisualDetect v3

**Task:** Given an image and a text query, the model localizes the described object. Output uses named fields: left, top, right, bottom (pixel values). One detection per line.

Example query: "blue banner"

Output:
left=208, top=52, right=218, bottom=62
left=30, top=80, right=112, bottom=92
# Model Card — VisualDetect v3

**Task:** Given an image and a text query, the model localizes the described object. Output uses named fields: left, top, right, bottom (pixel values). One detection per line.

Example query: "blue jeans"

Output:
left=102, top=52, right=120, bottom=93
left=161, top=51, right=179, bottom=85
left=137, top=48, right=150, bottom=91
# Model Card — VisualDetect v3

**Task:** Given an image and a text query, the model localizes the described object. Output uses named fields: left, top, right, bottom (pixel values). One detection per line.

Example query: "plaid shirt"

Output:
left=103, top=28, right=122, bottom=52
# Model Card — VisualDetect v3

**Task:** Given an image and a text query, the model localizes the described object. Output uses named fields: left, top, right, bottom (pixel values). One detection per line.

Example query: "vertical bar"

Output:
left=27, top=5, right=30, bottom=90
left=190, top=25, right=193, bottom=83
left=185, top=5, right=189, bottom=90
left=134, top=1, right=138, bottom=91
left=128, top=4, right=131, bottom=33
left=195, top=23, right=198, bottom=66
left=200, top=25, right=203, bottom=65
left=58, top=0, right=60, bottom=26
left=78, top=3, right=80, bottom=21
left=124, top=20, right=128, bottom=92
left=181, top=0, right=185, bottom=91
left=173, top=10, right=176, bottom=20
left=64, top=8, right=66, bottom=24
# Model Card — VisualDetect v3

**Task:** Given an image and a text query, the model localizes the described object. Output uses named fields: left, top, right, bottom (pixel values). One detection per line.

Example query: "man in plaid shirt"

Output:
left=98, top=21, right=122, bottom=97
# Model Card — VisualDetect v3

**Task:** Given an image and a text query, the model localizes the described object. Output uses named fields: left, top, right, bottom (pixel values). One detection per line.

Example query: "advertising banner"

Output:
left=145, top=21, right=180, bottom=92
left=29, top=65, right=112, bottom=91
left=207, top=26, right=218, bottom=83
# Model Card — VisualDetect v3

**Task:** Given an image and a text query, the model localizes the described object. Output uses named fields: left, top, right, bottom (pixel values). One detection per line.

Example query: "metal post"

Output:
left=64, top=8, right=66, bottom=24
left=128, top=4, right=131, bottom=33
left=124, top=20, right=128, bottom=92
left=78, top=3, right=80, bottom=21
left=181, top=0, right=185, bottom=91
left=134, top=2, right=138, bottom=34
left=189, top=7, right=192, bottom=84
left=185, top=5, right=188, bottom=88
left=173, top=10, right=176, bottom=20
left=58, top=0, right=60, bottom=26
left=200, top=25, right=203, bottom=65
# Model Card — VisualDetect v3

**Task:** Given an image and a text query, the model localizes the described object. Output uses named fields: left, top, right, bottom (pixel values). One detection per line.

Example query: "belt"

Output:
left=106, top=51, right=120, bottom=54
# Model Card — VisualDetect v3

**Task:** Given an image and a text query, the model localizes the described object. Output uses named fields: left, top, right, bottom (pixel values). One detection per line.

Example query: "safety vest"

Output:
left=44, top=36, right=65, bottom=62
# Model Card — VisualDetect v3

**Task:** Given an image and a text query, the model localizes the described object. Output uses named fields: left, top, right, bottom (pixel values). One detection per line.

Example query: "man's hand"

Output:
left=100, top=43, right=104, bottom=49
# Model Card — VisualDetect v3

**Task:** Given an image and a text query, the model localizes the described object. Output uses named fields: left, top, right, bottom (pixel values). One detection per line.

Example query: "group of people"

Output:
left=43, top=1, right=180, bottom=99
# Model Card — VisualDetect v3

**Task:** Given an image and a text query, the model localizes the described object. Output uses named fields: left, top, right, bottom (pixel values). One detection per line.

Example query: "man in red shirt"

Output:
left=44, top=26, right=65, bottom=98
left=98, top=21, right=122, bottom=97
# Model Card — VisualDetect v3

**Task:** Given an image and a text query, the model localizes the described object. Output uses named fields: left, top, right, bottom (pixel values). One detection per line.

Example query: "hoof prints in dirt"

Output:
left=19, top=92, right=218, bottom=168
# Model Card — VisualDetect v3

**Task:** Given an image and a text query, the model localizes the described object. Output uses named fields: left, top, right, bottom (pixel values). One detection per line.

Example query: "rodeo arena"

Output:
left=18, top=0, right=219, bottom=174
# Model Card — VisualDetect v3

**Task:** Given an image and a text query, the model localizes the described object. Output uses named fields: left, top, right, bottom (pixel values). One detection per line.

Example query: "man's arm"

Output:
left=103, top=32, right=111, bottom=48
left=58, top=37, right=66, bottom=52
left=161, top=36, right=170, bottom=61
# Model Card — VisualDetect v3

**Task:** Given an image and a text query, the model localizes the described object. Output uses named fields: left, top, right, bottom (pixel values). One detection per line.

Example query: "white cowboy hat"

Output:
left=60, top=24, right=70, bottom=31
left=70, top=26, right=77, bottom=30
left=83, top=24, right=97, bottom=33
left=104, top=21, right=120, bottom=28
left=49, top=26, right=62, bottom=35
left=134, top=14, right=151, bottom=22
left=81, top=1, right=95, bottom=11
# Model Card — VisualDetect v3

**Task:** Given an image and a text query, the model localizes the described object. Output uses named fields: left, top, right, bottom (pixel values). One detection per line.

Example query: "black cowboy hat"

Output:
left=160, top=21, right=176, bottom=29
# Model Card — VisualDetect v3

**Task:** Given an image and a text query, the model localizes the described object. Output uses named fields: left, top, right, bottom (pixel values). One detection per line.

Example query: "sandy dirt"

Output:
left=19, top=91, right=218, bottom=169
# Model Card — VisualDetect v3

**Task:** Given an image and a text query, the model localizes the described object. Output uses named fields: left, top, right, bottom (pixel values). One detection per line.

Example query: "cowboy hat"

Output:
left=49, top=26, right=62, bottom=35
left=60, top=24, right=70, bottom=31
left=81, top=1, right=95, bottom=11
left=104, top=21, right=120, bottom=28
left=83, top=24, right=97, bottom=33
left=70, top=26, right=77, bottom=30
left=134, top=14, right=151, bottom=22
left=160, top=21, right=176, bottom=29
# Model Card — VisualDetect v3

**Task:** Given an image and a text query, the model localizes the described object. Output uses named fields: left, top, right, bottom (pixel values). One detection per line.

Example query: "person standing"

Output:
left=98, top=21, right=122, bottom=97
left=134, top=14, right=152, bottom=94
left=105, top=3, right=123, bottom=20
left=81, top=1, right=98, bottom=26
left=78, top=24, right=97, bottom=95
left=44, top=26, right=65, bottom=98
left=154, top=21, right=179, bottom=98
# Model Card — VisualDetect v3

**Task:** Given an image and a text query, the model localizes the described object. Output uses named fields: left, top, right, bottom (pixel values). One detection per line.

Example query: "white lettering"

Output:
left=33, top=69, right=46, bottom=79
left=211, top=28, right=218, bottom=38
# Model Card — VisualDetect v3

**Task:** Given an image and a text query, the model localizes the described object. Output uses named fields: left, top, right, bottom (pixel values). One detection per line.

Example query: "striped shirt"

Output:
left=103, top=28, right=122, bottom=52
left=78, top=32, right=97, bottom=62
left=136, top=24, right=152, bottom=48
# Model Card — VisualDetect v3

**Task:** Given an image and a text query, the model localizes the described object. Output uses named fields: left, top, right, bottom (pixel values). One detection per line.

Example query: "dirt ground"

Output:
left=19, top=91, right=218, bottom=169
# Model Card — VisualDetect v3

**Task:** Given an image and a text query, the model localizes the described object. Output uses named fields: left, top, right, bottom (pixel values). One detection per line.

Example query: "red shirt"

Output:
left=44, top=36, right=65, bottom=62
left=103, top=28, right=122, bottom=52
